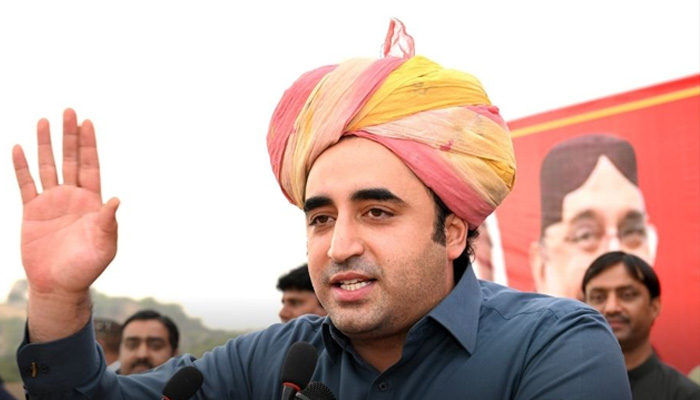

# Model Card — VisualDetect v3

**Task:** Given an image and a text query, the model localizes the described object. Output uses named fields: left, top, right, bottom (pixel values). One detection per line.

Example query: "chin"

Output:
left=331, top=314, right=376, bottom=334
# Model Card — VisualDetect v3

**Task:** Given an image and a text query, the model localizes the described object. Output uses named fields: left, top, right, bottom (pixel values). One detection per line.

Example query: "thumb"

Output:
left=98, top=197, right=120, bottom=234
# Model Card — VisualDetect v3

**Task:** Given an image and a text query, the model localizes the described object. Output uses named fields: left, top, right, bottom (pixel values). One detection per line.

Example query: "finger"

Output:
left=37, top=118, right=59, bottom=190
left=78, top=119, right=101, bottom=195
left=97, top=197, right=120, bottom=235
left=62, top=108, right=79, bottom=185
left=13, top=145, right=38, bottom=204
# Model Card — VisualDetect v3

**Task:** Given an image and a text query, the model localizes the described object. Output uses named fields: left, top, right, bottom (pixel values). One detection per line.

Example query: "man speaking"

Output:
left=14, top=20, right=631, bottom=399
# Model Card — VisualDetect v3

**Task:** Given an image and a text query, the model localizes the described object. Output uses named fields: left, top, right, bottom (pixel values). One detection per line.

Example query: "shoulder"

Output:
left=477, top=281, right=616, bottom=356
left=479, top=280, right=600, bottom=320
left=197, top=315, right=328, bottom=384
left=474, top=284, right=630, bottom=398
left=221, top=314, right=327, bottom=358
left=656, top=360, right=700, bottom=398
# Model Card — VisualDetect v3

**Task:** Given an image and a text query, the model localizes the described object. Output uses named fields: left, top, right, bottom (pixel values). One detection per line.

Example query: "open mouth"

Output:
left=335, top=278, right=375, bottom=291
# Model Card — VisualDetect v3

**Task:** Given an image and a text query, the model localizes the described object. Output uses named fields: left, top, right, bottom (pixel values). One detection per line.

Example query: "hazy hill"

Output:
left=0, top=280, right=248, bottom=382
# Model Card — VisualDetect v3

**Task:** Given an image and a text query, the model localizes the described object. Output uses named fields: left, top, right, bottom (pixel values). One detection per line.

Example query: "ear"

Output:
left=529, top=240, right=546, bottom=292
left=650, top=297, right=661, bottom=321
left=445, top=214, right=468, bottom=261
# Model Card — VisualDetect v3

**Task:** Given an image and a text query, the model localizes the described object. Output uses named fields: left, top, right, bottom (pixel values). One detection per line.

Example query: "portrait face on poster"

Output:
left=529, top=134, right=657, bottom=300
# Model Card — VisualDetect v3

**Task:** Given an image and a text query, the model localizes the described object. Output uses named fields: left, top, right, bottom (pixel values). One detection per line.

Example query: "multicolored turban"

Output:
left=267, top=19, right=516, bottom=229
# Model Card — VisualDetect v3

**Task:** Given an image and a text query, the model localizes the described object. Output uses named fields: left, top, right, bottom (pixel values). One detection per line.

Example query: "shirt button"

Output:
left=378, top=382, right=388, bottom=391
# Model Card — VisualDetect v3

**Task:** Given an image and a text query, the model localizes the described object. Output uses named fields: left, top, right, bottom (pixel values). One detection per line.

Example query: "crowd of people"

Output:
left=4, top=19, right=699, bottom=400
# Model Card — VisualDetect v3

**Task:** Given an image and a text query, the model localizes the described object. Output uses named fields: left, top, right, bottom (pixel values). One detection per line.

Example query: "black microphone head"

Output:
left=162, top=366, right=204, bottom=400
left=281, top=341, right=318, bottom=391
left=295, top=381, right=337, bottom=400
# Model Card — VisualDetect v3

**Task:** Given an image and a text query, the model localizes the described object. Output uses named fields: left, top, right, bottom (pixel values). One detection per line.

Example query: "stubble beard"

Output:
left=323, top=241, right=450, bottom=342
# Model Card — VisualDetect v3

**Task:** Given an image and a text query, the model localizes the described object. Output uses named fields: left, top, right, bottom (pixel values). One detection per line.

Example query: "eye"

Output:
left=308, top=214, right=334, bottom=226
left=366, top=208, right=393, bottom=219
left=572, top=229, right=597, bottom=242
left=587, top=293, right=605, bottom=304
left=567, top=226, right=602, bottom=251
left=619, top=227, right=647, bottom=248
left=124, top=339, right=141, bottom=350
left=147, top=339, right=166, bottom=351
left=620, top=290, right=639, bottom=301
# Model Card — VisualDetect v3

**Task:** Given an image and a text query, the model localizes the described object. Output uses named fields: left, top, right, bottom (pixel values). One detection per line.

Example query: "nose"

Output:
left=135, top=342, right=149, bottom=358
left=327, top=215, right=364, bottom=263
left=279, top=306, right=291, bottom=323
left=603, top=228, right=621, bottom=252
left=606, top=237, right=621, bottom=252
left=603, top=294, right=622, bottom=315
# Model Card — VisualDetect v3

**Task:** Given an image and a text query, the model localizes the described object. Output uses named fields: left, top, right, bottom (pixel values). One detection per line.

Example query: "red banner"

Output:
left=494, top=75, right=700, bottom=373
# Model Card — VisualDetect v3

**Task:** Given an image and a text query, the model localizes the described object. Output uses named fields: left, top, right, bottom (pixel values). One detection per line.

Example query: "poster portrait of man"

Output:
left=529, top=134, right=657, bottom=300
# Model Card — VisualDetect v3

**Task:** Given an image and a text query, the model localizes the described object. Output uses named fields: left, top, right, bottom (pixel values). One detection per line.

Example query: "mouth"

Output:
left=335, top=278, right=374, bottom=291
left=606, top=318, right=629, bottom=328
left=131, top=362, right=153, bottom=372
left=329, top=274, right=377, bottom=302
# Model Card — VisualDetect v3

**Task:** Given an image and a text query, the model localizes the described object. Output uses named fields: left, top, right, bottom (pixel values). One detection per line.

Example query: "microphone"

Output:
left=281, top=341, right=318, bottom=400
left=161, top=366, right=204, bottom=400
left=295, top=381, right=337, bottom=400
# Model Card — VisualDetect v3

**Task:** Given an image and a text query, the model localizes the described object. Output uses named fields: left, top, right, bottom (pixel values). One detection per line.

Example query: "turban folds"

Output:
left=267, top=19, right=516, bottom=229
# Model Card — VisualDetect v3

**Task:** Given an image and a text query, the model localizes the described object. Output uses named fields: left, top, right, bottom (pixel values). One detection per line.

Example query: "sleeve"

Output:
left=15, top=318, right=252, bottom=399
left=0, top=382, right=15, bottom=400
left=15, top=316, right=304, bottom=399
left=513, top=306, right=633, bottom=400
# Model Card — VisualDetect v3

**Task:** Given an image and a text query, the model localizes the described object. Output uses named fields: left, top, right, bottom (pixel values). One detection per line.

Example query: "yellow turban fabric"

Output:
left=267, top=19, right=516, bottom=229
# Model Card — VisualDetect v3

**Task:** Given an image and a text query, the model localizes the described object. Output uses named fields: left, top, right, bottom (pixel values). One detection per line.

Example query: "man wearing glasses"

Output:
left=529, top=134, right=657, bottom=300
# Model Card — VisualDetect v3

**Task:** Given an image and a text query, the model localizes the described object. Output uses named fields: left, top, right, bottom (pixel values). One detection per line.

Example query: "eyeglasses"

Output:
left=564, top=224, right=648, bottom=252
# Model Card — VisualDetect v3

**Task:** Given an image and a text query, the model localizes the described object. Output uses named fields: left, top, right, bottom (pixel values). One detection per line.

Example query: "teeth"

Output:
left=339, top=280, right=370, bottom=291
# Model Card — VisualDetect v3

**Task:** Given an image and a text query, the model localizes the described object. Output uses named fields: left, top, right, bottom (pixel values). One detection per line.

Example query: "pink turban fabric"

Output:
left=267, top=19, right=516, bottom=229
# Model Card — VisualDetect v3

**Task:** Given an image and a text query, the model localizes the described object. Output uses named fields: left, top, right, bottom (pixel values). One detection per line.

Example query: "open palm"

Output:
left=13, top=109, right=119, bottom=297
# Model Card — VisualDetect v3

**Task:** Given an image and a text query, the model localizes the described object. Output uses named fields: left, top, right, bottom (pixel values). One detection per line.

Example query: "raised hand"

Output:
left=13, top=108, right=119, bottom=341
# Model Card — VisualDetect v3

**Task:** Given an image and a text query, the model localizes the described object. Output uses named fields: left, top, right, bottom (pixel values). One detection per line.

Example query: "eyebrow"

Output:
left=351, top=188, right=404, bottom=204
left=568, top=210, right=599, bottom=225
left=303, top=196, right=332, bottom=213
left=303, top=188, right=405, bottom=213
left=618, top=210, right=645, bottom=227
left=588, top=284, right=639, bottom=293
left=124, top=336, right=166, bottom=341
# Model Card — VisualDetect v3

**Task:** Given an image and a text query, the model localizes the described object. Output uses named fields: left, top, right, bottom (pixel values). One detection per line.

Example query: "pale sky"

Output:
left=1, top=1, right=698, bottom=330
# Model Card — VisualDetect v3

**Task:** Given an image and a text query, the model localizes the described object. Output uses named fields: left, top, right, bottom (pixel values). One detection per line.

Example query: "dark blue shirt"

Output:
left=0, top=376, right=17, bottom=400
left=17, top=268, right=632, bottom=399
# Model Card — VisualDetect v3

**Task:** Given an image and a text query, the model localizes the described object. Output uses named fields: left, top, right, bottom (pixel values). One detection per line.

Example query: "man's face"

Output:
left=304, top=137, right=461, bottom=342
left=279, top=289, right=327, bottom=323
left=532, top=156, right=655, bottom=300
left=584, top=262, right=659, bottom=351
left=118, top=319, right=176, bottom=375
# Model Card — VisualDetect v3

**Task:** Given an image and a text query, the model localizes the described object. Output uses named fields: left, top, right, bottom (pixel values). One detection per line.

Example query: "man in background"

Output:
left=582, top=251, right=700, bottom=399
left=118, top=310, right=179, bottom=375
left=276, top=264, right=326, bottom=323
left=93, top=317, right=121, bottom=371
left=530, top=134, right=657, bottom=300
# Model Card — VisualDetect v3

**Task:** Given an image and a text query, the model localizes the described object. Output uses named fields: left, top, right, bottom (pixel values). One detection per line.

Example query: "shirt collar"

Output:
left=320, top=265, right=483, bottom=359
left=627, top=351, right=660, bottom=380
left=321, top=319, right=343, bottom=361
left=427, top=265, right=482, bottom=355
